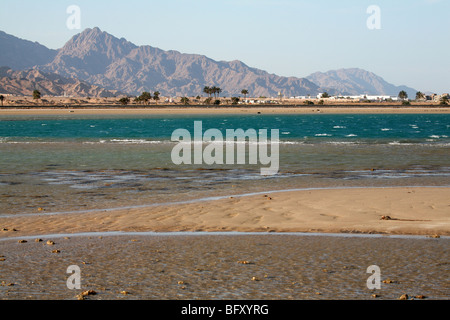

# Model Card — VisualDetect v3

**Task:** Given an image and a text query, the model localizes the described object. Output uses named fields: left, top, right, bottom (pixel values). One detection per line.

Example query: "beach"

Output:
left=1, top=232, right=448, bottom=300
left=1, top=187, right=449, bottom=237
left=1, top=109, right=449, bottom=300
left=1, top=187, right=449, bottom=300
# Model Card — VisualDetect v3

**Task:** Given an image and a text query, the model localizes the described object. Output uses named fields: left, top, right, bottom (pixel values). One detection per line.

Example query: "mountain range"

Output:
left=0, top=66, right=120, bottom=98
left=306, top=68, right=417, bottom=98
left=0, top=28, right=417, bottom=98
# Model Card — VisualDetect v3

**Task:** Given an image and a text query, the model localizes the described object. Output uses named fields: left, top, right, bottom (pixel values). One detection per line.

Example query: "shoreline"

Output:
left=1, top=106, right=450, bottom=115
left=1, top=185, right=449, bottom=219
left=1, top=186, right=449, bottom=239
left=2, top=231, right=447, bottom=300
left=1, top=231, right=448, bottom=243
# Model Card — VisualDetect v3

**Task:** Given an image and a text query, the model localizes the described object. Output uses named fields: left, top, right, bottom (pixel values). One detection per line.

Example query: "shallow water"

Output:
left=1, top=113, right=449, bottom=301
left=1, top=113, right=449, bottom=216
left=0, top=234, right=448, bottom=300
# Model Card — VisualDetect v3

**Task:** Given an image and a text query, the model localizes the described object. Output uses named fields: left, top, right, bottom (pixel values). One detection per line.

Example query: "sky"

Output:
left=0, top=0, right=449, bottom=93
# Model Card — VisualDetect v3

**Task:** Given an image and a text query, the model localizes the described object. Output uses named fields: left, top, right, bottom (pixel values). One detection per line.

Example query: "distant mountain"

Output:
left=306, top=68, right=417, bottom=98
left=0, top=28, right=419, bottom=98
left=0, top=67, right=120, bottom=97
left=0, top=31, right=57, bottom=70
left=37, top=27, right=321, bottom=97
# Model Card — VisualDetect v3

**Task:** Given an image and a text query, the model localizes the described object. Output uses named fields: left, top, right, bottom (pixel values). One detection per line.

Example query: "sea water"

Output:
left=0, top=113, right=449, bottom=216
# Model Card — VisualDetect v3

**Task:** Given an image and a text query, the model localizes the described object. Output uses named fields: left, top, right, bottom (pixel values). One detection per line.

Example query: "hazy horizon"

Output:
left=0, top=0, right=449, bottom=93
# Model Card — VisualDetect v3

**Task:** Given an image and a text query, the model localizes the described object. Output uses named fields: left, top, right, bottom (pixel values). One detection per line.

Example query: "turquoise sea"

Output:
left=0, top=112, right=449, bottom=216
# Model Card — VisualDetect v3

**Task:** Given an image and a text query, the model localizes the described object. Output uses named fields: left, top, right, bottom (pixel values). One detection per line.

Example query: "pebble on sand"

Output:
left=77, top=290, right=97, bottom=300
left=382, top=279, right=398, bottom=284
left=46, top=240, right=55, bottom=245
left=380, top=215, right=392, bottom=220
left=18, top=240, right=27, bottom=243
left=399, top=294, right=409, bottom=300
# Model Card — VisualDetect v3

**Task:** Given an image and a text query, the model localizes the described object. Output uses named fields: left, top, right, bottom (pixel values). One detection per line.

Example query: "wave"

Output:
left=102, top=139, right=166, bottom=144
left=1, top=136, right=449, bottom=147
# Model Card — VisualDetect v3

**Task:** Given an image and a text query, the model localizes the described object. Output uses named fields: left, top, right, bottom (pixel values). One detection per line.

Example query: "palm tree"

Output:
left=153, top=91, right=160, bottom=105
left=415, top=91, right=425, bottom=100
left=0, top=95, right=4, bottom=107
left=398, top=90, right=408, bottom=100
left=203, top=86, right=212, bottom=98
left=215, top=87, right=222, bottom=98
left=119, top=97, right=130, bottom=105
left=241, top=89, right=249, bottom=100
left=180, top=97, right=190, bottom=105
left=140, top=92, right=152, bottom=105
left=211, top=86, right=218, bottom=99
left=33, top=90, right=41, bottom=100
left=134, top=96, right=142, bottom=105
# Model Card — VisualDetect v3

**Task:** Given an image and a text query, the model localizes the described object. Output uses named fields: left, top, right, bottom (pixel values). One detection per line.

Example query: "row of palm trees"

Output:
left=203, top=86, right=250, bottom=99
left=203, top=86, right=222, bottom=99
left=399, top=90, right=449, bottom=105
left=132, top=91, right=160, bottom=105
left=121, top=87, right=249, bottom=105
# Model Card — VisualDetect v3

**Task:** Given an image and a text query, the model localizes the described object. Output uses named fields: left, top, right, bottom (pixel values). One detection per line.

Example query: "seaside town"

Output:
left=0, top=89, right=449, bottom=107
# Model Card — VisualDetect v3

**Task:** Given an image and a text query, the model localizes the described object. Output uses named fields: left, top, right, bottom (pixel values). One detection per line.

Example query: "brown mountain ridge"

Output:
left=0, top=27, right=417, bottom=98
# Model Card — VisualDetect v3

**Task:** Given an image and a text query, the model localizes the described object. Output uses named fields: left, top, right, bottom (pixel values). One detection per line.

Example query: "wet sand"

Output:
left=1, top=187, right=449, bottom=300
left=0, top=233, right=448, bottom=300
left=1, top=187, right=449, bottom=238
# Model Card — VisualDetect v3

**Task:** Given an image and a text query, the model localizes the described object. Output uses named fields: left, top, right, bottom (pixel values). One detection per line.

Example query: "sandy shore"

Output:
left=1, top=187, right=449, bottom=238
left=1, top=106, right=450, bottom=115
left=1, top=187, right=448, bottom=300
left=1, top=233, right=448, bottom=300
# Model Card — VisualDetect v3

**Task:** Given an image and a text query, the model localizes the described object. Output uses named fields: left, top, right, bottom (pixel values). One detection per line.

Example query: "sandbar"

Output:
left=1, top=187, right=448, bottom=238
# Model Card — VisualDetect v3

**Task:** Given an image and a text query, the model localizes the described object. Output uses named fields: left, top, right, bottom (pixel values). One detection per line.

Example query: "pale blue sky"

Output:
left=0, top=0, right=449, bottom=93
